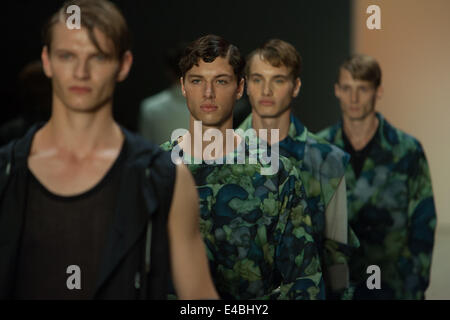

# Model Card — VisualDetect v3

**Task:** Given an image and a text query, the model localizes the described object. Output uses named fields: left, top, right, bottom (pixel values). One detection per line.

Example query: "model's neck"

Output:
left=186, top=116, right=239, bottom=160
left=251, top=108, right=291, bottom=143
left=40, top=100, right=122, bottom=157
left=342, top=111, right=379, bottom=151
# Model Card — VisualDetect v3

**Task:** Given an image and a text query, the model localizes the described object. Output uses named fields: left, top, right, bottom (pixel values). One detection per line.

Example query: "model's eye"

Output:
left=359, top=87, right=368, bottom=93
left=58, top=52, right=73, bottom=60
left=94, top=54, right=106, bottom=61
left=217, top=79, right=228, bottom=85
left=251, top=78, right=261, bottom=83
left=191, top=79, right=201, bottom=84
left=274, top=79, right=285, bottom=84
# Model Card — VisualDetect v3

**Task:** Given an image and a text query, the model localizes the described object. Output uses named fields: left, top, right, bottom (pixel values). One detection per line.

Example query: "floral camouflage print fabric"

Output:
left=317, top=112, right=436, bottom=299
left=239, top=114, right=358, bottom=298
left=161, top=137, right=325, bottom=299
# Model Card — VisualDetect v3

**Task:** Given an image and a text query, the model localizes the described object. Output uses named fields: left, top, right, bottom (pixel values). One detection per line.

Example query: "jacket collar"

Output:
left=329, top=112, right=396, bottom=151
left=287, top=113, right=308, bottom=142
left=8, top=122, right=45, bottom=173
left=94, top=125, right=161, bottom=296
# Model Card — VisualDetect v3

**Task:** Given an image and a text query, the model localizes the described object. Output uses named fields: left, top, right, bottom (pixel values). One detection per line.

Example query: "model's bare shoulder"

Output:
left=167, top=163, right=199, bottom=254
left=168, top=163, right=218, bottom=299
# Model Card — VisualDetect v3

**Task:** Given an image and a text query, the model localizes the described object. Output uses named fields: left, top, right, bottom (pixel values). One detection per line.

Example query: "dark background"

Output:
left=1, top=0, right=351, bottom=136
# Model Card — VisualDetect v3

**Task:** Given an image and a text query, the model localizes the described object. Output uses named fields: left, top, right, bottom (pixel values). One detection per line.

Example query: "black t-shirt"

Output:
left=14, top=142, right=126, bottom=300
left=342, top=128, right=377, bottom=179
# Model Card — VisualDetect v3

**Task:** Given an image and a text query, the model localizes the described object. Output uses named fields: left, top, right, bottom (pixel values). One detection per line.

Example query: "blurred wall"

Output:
left=1, top=1, right=351, bottom=133
left=352, top=0, right=450, bottom=228
left=102, top=0, right=352, bottom=132
left=352, top=0, right=450, bottom=299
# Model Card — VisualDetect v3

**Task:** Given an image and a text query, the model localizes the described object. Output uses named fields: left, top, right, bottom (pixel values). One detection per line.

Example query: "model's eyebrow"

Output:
left=187, top=74, right=233, bottom=79
left=274, top=74, right=290, bottom=78
left=214, top=74, right=233, bottom=79
left=53, top=48, right=113, bottom=59
left=53, top=48, right=74, bottom=54
left=187, top=74, right=202, bottom=79
left=249, top=73, right=289, bottom=79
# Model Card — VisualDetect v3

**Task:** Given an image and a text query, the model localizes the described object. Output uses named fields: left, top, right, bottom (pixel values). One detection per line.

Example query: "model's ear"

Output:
left=237, top=77, right=245, bottom=100
left=41, top=46, right=53, bottom=78
left=334, top=83, right=340, bottom=98
left=376, top=85, right=384, bottom=100
left=245, top=76, right=250, bottom=96
left=292, top=77, right=301, bottom=98
left=180, top=77, right=187, bottom=97
left=116, top=50, right=133, bottom=82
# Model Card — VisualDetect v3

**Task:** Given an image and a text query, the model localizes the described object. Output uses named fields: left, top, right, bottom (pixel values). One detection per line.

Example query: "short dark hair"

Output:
left=338, top=54, right=382, bottom=88
left=42, top=0, right=131, bottom=60
left=245, top=39, right=302, bottom=81
left=179, top=34, right=244, bottom=82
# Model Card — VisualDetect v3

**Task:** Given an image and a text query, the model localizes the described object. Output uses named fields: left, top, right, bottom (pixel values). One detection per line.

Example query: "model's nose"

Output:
left=263, top=81, right=273, bottom=96
left=74, top=59, right=90, bottom=80
left=204, top=82, right=215, bottom=99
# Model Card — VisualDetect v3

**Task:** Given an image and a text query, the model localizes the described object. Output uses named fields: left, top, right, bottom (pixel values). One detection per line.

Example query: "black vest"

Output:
left=0, top=123, right=176, bottom=299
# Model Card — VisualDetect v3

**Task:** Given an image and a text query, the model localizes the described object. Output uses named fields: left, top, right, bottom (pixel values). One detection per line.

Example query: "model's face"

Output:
left=181, top=56, right=244, bottom=127
left=335, top=68, right=381, bottom=121
left=246, top=55, right=300, bottom=119
left=42, top=23, right=132, bottom=113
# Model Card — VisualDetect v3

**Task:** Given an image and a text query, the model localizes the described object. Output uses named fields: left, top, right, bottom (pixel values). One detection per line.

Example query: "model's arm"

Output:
left=400, top=147, right=436, bottom=299
left=168, top=163, right=219, bottom=299
left=323, top=177, right=350, bottom=293
left=322, top=176, right=361, bottom=299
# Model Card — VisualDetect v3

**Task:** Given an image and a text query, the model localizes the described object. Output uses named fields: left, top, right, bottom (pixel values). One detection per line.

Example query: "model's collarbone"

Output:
left=28, top=150, right=119, bottom=196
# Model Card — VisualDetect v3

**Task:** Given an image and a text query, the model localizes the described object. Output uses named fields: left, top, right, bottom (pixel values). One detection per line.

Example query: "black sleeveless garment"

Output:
left=14, top=142, right=126, bottom=299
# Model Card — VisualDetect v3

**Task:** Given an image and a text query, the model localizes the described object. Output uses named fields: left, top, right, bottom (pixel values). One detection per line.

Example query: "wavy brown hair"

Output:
left=338, top=54, right=382, bottom=88
left=179, top=34, right=244, bottom=83
left=245, top=39, right=302, bottom=81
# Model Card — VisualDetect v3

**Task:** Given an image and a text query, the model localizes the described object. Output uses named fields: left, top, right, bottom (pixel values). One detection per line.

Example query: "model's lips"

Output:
left=200, top=104, right=218, bottom=112
left=69, top=86, right=92, bottom=94
left=259, top=99, right=275, bottom=106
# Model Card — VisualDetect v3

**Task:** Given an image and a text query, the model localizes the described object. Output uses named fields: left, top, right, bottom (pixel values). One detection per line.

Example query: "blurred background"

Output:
left=1, top=0, right=448, bottom=299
